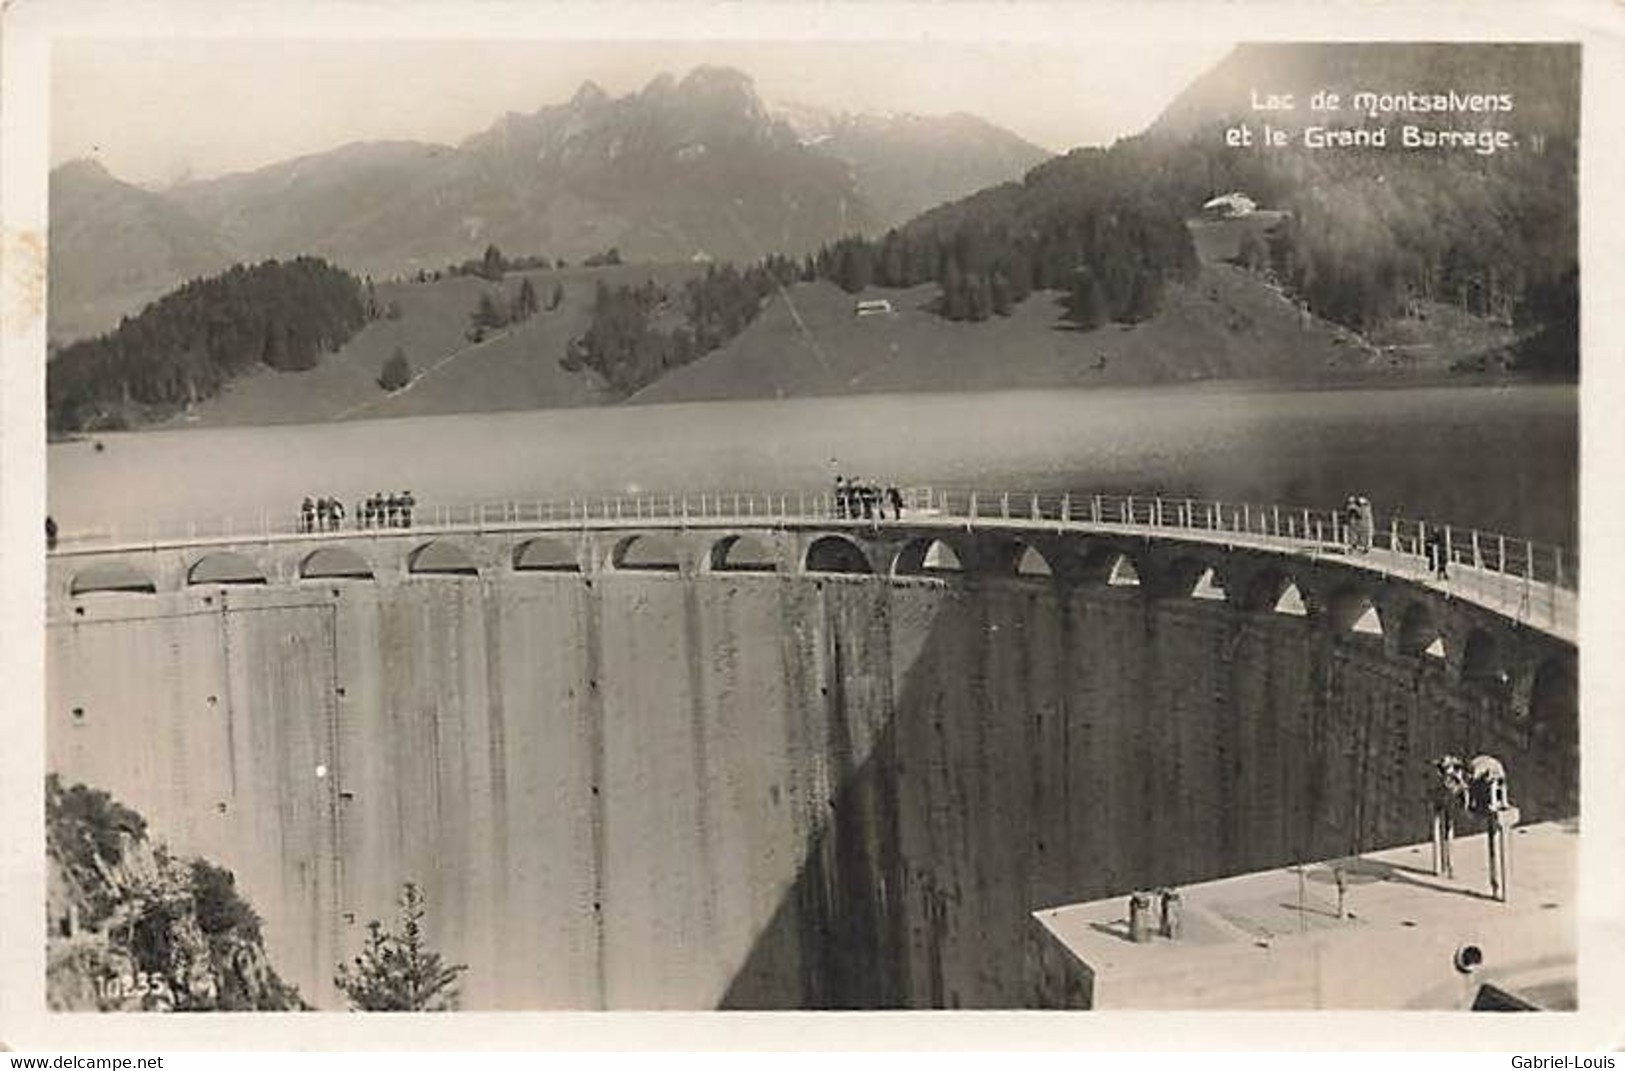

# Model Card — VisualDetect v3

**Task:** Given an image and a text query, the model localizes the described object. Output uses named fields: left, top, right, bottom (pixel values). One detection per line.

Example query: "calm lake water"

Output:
left=48, top=382, right=1579, bottom=548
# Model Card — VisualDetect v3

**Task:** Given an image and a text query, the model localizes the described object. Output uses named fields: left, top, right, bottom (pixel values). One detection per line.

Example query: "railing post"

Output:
left=1031, top=493, right=1040, bottom=519
left=1184, top=498, right=1193, bottom=529
left=1556, top=546, right=1564, bottom=588
left=1271, top=506, right=1279, bottom=536
left=1125, top=496, right=1133, bottom=525
left=1242, top=503, right=1250, bottom=533
left=1498, top=534, right=1506, bottom=574
left=1154, top=497, right=1163, bottom=526
left=1061, top=493, right=1071, bottom=524
left=969, top=491, right=979, bottom=522
left=1444, top=526, right=1453, bottom=571
left=1092, top=495, right=1102, bottom=524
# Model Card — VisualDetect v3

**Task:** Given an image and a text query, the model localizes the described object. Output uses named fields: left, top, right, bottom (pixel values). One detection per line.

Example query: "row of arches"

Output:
left=62, top=530, right=1573, bottom=723
left=58, top=538, right=1515, bottom=664
left=68, top=533, right=1041, bottom=592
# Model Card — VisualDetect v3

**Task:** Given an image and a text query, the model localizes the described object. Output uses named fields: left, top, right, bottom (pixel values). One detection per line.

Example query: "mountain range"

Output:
left=48, top=67, right=1049, bottom=343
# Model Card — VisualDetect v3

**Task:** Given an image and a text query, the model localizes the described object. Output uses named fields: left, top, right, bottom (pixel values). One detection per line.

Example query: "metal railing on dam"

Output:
left=51, top=487, right=1576, bottom=643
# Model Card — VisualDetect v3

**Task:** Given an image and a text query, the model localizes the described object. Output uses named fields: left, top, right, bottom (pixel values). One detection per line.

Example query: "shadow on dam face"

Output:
left=716, top=577, right=1576, bottom=1009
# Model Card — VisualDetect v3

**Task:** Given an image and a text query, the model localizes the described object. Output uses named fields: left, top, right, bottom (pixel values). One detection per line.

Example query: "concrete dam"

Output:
left=45, top=493, right=1579, bottom=1008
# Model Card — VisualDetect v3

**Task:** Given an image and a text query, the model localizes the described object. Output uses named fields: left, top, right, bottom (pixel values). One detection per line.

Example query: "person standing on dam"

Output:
left=1426, top=526, right=1449, bottom=579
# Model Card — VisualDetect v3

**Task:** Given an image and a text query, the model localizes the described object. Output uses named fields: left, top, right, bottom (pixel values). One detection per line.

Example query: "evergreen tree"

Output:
left=471, top=292, right=508, bottom=332
left=511, top=278, right=539, bottom=323
left=480, top=244, right=505, bottom=281
left=334, top=883, right=466, bottom=1012
left=1068, top=269, right=1110, bottom=329
left=378, top=347, right=411, bottom=392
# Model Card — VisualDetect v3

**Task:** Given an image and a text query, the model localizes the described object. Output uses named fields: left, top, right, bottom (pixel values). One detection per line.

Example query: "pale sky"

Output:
left=51, top=37, right=1233, bottom=187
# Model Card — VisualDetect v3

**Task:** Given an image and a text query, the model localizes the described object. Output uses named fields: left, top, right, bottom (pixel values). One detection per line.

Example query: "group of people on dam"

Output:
left=833, top=475, right=905, bottom=521
left=299, top=491, right=416, bottom=533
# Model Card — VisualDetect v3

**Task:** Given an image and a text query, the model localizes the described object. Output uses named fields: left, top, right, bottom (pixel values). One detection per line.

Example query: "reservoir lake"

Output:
left=48, top=381, right=1578, bottom=550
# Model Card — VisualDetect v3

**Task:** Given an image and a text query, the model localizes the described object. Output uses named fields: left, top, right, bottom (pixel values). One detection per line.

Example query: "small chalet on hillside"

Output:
left=1202, top=192, right=1257, bottom=219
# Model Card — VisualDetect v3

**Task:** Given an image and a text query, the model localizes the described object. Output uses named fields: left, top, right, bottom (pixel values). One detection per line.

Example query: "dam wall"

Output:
left=45, top=523, right=1578, bottom=1008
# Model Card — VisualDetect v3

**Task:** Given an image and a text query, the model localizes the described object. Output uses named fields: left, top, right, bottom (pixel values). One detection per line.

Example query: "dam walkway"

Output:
left=51, top=489, right=1577, bottom=644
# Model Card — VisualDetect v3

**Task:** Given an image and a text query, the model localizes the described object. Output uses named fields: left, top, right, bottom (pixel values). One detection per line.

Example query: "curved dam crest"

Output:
left=45, top=517, right=1578, bottom=1009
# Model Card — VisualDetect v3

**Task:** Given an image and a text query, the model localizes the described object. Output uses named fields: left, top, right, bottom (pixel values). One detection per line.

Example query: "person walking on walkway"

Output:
left=301, top=496, right=315, bottom=534
left=1426, top=527, right=1449, bottom=580
left=886, top=486, right=904, bottom=521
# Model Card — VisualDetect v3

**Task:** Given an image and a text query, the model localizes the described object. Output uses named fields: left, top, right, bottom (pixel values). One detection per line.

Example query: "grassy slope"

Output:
left=159, top=263, right=700, bottom=428
left=153, top=218, right=1515, bottom=427
left=632, top=265, right=1376, bottom=405
left=634, top=215, right=1512, bottom=405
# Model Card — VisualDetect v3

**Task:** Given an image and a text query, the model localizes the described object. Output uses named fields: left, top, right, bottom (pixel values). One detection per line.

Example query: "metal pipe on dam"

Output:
left=45, top=522, right=1578, bottom=1008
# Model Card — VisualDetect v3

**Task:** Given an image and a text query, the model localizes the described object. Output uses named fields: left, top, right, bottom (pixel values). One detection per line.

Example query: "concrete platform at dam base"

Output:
left=1033, top=819, right=1577, bottom=1010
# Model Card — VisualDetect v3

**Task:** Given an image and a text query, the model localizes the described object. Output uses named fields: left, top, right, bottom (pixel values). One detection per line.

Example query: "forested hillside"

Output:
left=567, top=137, right=1202, bottom=396
left=1145, top=42, right=1580, bottom=373
left=48, top=257, right=367, bottom=433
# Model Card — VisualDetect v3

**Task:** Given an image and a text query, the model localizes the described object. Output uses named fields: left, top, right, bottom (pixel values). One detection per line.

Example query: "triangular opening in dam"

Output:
left=1015, top=545, right=1053, bottom=577
left=1351, top=605, right=1383, bottom=635
left=922, top=540, right=962, bottom=572
left=1191, top=567, right=1226, bottom=600
left=1106, top=555, right=1141, bottom=587
left=1273, top=583, right=1308, bottom=616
